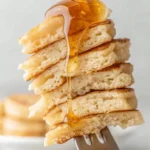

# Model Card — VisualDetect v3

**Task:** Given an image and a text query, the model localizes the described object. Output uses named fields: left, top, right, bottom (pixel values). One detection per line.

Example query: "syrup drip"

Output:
left=45, top=0, right=108, bottom=124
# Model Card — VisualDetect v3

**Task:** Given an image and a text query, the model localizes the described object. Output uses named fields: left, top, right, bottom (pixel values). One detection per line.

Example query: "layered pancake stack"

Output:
left=19, top=0, right=144, bottom=146
left=3, top=94, right=46, bottom=137
left=0, top=101, right=4, bottom=134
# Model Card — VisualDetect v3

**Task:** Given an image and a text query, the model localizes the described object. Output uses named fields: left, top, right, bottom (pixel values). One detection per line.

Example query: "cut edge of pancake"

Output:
left=45, top=110, right=144, bottom=145
left=29, top=63, right=134, bottom=119
left=28, top=38, right=130, bottom=94
left=19, top=20, right=116, bottom=81
left=44, top=88, right=138, bottom=126
left=20, top=18, right=114, bottom=54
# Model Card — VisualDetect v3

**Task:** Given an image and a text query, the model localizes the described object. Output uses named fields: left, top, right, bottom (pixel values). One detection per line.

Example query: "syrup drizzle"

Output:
left=45, top=0, right=108, bottom=124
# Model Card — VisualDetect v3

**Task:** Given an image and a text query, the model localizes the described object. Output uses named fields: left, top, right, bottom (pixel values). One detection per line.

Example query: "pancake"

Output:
left=3, top=117, right=45, bottom=137
left=0, top=118, right=3, bottom=134
left=0, top=101, right=4, bottom=116
left=19, top=15, right=112, bottom=54
left=18, top=0, right=144, bottom=146
left=45, top=110, right=144, bottom=145
left=19, top=20, right=116, bottom=81
left=29, top=39, right=130, bottom=94
left=0, top=101, right=4, bottom=134
left=46, top=125, right=51, bottom=133
left=4, top=94, right=41, bottom=121
left=29, top=63, right=134, bottom=118
left=44, top=89, right=138, bottom=126
left=3, top=130, right=44, bottom=137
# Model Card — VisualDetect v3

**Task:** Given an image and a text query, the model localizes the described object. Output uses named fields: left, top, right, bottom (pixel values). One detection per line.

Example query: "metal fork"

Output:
left=74, top=127, right=119, bottom=150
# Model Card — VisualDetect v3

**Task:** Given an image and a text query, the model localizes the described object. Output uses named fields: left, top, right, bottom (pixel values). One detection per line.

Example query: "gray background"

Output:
left=0, top=0, right=149, bottom=149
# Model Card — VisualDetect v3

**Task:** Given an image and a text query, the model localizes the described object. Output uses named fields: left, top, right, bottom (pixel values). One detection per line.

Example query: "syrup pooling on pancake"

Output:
left=45, top=0, right=109, bottom=123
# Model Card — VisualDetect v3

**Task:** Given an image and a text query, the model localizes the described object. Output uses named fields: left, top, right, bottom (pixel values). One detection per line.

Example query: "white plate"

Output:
left=0, top=136, right=76, bottom=150
left=0, top=125, right=147, bottom=150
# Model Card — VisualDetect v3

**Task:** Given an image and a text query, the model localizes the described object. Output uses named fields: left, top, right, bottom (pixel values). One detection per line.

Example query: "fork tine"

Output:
left=74, top=136, right=90, bottom=150
left=96, top=132, right=105, bottom=144
left=91, top=134, right=100, bottom=144
left=90, top=134, right=108, bottom=150
left=84, top=135, right=92, bottom=145
left=102, top=127, right=120, bottom=150
left=75, top=127, right=119, bottom=150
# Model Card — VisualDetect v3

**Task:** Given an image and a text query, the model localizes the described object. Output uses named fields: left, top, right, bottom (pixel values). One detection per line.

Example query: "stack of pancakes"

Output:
left=19, top=9, right=144, bottom=145
left=0, top=101, right=4, bottom=134
left=3, top=94, right=46, bottom=137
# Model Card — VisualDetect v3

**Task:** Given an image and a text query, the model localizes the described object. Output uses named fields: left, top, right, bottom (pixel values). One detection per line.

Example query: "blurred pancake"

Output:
left=4, top=94, right=41, bottom=121
left=3, top=117, right=45, bottom=137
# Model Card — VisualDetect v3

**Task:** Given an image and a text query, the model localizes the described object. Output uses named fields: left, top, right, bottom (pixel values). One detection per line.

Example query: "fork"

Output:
left=74, top=127, right=119, bottom=150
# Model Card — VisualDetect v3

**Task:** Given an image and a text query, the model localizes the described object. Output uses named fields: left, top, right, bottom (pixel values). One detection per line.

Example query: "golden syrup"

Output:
left=45, top=0, right=108, bottom=124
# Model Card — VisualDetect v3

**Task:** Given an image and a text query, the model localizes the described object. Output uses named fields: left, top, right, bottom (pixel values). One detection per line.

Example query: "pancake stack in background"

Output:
left=19, top=0, right=144, bottom=146
left=0, top=101, right=4, bottom=134
left=3, top=94, right=46, bottom=137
